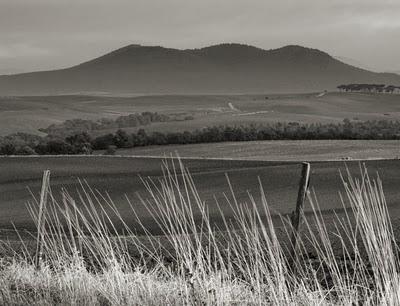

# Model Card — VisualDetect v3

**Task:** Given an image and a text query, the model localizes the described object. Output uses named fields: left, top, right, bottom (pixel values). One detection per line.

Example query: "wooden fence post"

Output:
left=34, top=170, right=51, bottom=270
left=289, top=162, right=311, bottom=272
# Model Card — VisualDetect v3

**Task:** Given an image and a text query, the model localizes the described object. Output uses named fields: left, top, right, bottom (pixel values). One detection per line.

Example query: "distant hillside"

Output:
left=1, top=43, right=400, bottom=95
left=333, top=56, right=377, bottom=72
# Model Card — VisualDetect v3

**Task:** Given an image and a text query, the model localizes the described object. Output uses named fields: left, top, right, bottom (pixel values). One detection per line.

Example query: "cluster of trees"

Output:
left=91, top=120, right=400, bottom=151
left=0, top=133, right=93, bottom=155
left=3, top=119, right=400, bottom=155
left=0, top=133, right=42, bottom=155
left=40, top=112, right=193, bottom=137
left=337, top=84, right=400, bottom=93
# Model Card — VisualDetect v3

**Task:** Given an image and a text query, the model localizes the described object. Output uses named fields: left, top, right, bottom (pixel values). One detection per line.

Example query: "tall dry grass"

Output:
left=0, top=159, right=399, bottom=305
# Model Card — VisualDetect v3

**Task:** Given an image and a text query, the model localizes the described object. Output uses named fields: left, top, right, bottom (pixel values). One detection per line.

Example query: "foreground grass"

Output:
left=0, top=159, right=399, bottom=305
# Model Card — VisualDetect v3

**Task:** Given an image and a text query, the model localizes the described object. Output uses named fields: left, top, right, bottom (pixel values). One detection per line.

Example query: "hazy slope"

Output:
left=1, top=43, right=400, bottom=95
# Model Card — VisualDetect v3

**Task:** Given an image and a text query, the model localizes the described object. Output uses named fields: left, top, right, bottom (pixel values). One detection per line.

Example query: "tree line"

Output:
left=40, top=111, right=193, bottom=137
left=337, top=84, right=400, bottom=94
left=2, top=119, right=400, bottom=155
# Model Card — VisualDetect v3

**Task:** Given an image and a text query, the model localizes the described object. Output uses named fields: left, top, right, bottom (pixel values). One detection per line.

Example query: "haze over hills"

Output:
left=333, top=56, right=378, bottom=72
left=0, top=43, right=400, bottom=95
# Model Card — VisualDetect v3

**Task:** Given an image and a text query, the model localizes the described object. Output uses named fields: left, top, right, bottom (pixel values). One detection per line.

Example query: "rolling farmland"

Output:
left=2, top=90, right=400, bottom=233
left=1, top=92, right=400, bottom=136
left=1, top=156, right=400, bottom=234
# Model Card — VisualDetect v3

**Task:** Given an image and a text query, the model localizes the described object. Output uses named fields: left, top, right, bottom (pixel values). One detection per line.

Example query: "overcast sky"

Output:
left=0, top=0, right=399, bottom=74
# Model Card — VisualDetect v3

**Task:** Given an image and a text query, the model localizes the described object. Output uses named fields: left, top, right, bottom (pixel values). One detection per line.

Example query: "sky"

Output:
left=0, top=0, right=399, bottom=74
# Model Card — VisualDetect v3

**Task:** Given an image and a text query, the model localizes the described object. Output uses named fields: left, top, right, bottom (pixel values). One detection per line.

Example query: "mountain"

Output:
left=1, top=43, right=400, bottom=95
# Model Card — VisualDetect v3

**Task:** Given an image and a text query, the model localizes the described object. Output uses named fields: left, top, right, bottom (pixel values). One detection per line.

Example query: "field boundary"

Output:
left=0, top=154, right=399, bottom=163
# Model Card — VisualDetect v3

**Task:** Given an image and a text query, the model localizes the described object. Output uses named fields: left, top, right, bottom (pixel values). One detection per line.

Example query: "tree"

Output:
left=113, top=129, right=130, bottom=148
left=66, top=132, right=93, bottom=154
left=0, top=142, right=17, bottom=155
left=150, top=132, right=167, bottom=145
left=17, top=145, right=37, bottom=155
left=337, top=83, right=400, bottom=94
left=385, top=85, right=395, bottom=94
left=35, top=139, right=73, bottom=155
left=136, top=129, right=148, bottom=146
left=92, top=134, right=116, bottom=150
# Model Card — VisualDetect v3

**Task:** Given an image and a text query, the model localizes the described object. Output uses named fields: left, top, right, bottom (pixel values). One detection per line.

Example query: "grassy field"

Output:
left=113, top=139, right=400, bottom=161
left=1, top=158, right=399, bottom=305
left=1, top=92, right=400, bottom=136
left=2, top=91, right=400, bottom=304
left=1, top=156, right=400, bottom=234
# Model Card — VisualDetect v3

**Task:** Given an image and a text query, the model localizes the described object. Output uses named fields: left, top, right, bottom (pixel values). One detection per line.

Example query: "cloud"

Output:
left=0, top=0, right=399, bottom=72
left=0, top=44, right=51, bottom=59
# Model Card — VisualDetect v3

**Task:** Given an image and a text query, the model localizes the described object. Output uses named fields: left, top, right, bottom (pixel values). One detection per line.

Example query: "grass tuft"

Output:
left=0, top=159, right=399, bottom=305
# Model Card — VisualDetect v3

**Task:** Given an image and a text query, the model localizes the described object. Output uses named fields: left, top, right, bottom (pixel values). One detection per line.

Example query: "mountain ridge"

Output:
left=0, top=43, right=399, bottom=95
